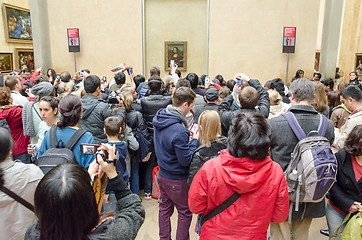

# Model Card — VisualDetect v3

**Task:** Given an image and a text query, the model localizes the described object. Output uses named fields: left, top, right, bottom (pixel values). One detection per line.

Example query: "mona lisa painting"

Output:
left=165, top=41, right=187, bottom=71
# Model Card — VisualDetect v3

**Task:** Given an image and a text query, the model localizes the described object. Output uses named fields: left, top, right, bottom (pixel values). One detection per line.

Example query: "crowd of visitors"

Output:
left=0, top=64, right=361, bottom=240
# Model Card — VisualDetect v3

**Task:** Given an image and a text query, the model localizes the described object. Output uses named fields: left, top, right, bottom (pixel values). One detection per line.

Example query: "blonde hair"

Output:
left=198, top=110, right=221, bottom=147
left=311, top=82, right=328, bottom=113
left=267, top=89, right=282, bottom=106
left=121, top=91, right=134, bottom=111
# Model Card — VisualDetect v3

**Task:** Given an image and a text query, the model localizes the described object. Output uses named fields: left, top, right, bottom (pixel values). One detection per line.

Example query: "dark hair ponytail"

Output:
left=57, top=95, right=82, bottom=129
left=0, top=127, right=13, bottom=187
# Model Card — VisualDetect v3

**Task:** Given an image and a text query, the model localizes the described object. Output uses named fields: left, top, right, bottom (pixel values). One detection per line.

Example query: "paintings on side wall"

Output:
left=356, top=54, right=362, bottom=76
left=15, top=48, right=34, bottom=70
left=0, top=53, right=13, bottom=73
left=2, top=3, right=32, bottom=43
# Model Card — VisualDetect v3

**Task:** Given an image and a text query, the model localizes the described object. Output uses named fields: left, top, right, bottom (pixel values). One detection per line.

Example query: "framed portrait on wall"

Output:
left=355, top=54, right=362, bottom=76
left=0, top=53, right=14, bottom=73
left=314, top=50, right=320, bottom=72
left=165, top=41, right=187, bottom=71
left=15, top=48, right=34, bottom=70
left=2, top=3, right=32, bottom=43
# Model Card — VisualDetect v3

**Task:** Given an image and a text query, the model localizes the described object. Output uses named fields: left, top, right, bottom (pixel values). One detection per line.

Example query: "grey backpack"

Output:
left=35, top=125, right=86, bottom=174
left=283, top=112, right=337, bottom=220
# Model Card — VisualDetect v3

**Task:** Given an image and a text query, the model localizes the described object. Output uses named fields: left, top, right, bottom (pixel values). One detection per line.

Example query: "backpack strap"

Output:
left=49, top=125, right=58, bottom=148
left=200, top=192, right=242, bottom=226
left=317, top=114, right=328, bottom=137
left=282, top=112, right=307, bottom=141
left=64, top=128, right=87, bottom=150
left=32, top=103, right=42, bottom=121
left=0, top=185, right=34, bottom=212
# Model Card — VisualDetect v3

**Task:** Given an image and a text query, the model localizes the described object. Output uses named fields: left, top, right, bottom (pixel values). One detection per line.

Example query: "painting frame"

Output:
left=0, top=53, right=14, bottom=73
left=355, top=53, right=362, bottom=76
left=165, top=41, right=187, bottom=71
left=2, top=3, right=32, bottom=43
left=15, top=48, right=34, bottom=70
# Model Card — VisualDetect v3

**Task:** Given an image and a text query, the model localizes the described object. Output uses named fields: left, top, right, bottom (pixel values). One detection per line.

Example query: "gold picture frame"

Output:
left=0, top=53, right=14, bottom=73
left=355, top=53, right=362, bottom=76
left=165, top=41, right=187, bottom=71
left=2, top=3, right=32, bottom=43
left=15, top=48, right=34, bottom=70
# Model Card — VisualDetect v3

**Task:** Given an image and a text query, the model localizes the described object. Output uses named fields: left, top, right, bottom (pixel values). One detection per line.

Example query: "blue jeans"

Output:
left=326, top=202, right=347, bottom=239
left=144, top=151, right=156, bottom=194
left=12, top=152, right=31, bottom=164
left=130, top=154, right=140, bottom=196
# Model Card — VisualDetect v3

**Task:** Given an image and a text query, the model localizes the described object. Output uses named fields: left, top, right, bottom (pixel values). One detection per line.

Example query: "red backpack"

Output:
left=151, top=165, right=160, bottom=199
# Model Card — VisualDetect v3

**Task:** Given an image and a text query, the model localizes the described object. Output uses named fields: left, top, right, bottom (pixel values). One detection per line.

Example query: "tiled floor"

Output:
left=135, top=193, right=329, bottom=240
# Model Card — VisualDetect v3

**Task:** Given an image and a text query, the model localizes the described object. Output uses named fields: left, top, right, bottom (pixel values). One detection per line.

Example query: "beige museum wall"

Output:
left=145, top=0, right=207, bottom=79
left=208, top=0, right=321, bottom=84
left=338, top=0, right=362, bottom=78
left=46, top=0, right=143, bottom=81
left=0, top=0, right=32, bottom=72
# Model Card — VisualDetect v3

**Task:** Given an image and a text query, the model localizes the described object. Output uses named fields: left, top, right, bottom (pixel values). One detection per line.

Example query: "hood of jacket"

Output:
left=153, top=107, right=186, bottom=131
left=81, top=95, right=102, bottom=119
left=219, top=149, right=274, bottom=194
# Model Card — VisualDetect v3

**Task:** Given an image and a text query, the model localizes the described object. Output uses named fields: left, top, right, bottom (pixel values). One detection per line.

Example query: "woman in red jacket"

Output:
left=188, top=112, right=289, bottom=240
left=0, top=87, right=30, bottom=163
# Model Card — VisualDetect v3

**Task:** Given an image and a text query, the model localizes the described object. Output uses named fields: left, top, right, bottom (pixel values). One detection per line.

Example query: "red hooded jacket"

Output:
left=0, top=106, right=29, bottom=155
left=188, top=149, right=289, bottom=240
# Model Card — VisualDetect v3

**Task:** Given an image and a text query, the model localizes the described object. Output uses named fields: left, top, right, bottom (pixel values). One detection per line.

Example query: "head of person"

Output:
left=186, top=73, right=199, bottom=89
left=34, top=164, right=99, bottom=240
left=215, top=75, right=225, bottom=86
left=340, top=85, right=362, bottom=112
left=149, top=66, right=160, bottom=77
left=57, top=94, right=82, bottom=129
left=198, top=110, right=221, bottom=147
left=133, top=74, right=145, bottom=89
left=350, top=71, right=358, bottom=81
left=81, top=69, right=90, bottom=74
left=5, top=75, right=21, bottom=91
left=172, top=87, right=196, bottom=116
left=311, top=82, right=328, bottom=113
left=227, top=79, right=236, bottom=92
left=313, top=73, right=322, bottom=81
left=120, top=84, right=137, bottom=100
left=321, top=78, right=334, bottom=92
left=218, top=86, right=231, bottom=101
left=238, top=86, right=259, bottom=109
left=20, top=81, right=33, bottom=97
left=327, top=92, right=341, bottom=108
left=84, top=75, right=101, bottom=95
left=264, top=80, right=273, bottom=90
left=173, top=47, right=178, bottom=54
left=47, top=68, right=56, bottom=78
left=22, top=68, right=32, bottom=79
left=169, top=70, right=181, bottom=78
left=34, top=75, right=50, bottom=85
left=336, top=80, right=348, bottom=94
left=267, top=89, right=282, bottom=106
left=205, top=87, right=219, bottom=103
left=175, top=78, right=190, bottom=88
left=114, top=72, right=126, bottom=85
left=227, top=112, right=271, bottom=160
left=344, top=125, right=362, bottom=157
left=288, top=78, right=315, bottom=105
left=104, top=116, right=122, bottom=137
left=60, top=71, right=72, bottom=83
left=0, top=127, right=13, bottom=163
left=165, top=80, right=175, bottom=96
left=119, top=91, right=134, bottom=111
left=294, top=69, right=304, bottom=79
left=270, top=78, right=286, bottom=96
left=0, top=87, right=12, bottom=106
left=148, top=75, right=163, bottom=93
left=39, top=96, right=59, bottom=123
left=31, top=82, right=54, bottom=100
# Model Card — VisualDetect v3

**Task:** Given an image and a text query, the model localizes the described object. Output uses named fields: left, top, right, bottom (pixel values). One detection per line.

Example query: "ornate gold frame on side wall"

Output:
left=2, top=3, right=33, bottom=43
left=15, top=48, right=34, bottom=70
left=165, top=41, right=187, bottom=71
left=0, top=53, right=14, bottom=73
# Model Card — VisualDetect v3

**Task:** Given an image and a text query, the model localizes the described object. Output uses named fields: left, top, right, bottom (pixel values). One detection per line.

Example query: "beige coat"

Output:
left=333, top=109, right=362, bottom=150
left=0, top=159, right=43, bottom=240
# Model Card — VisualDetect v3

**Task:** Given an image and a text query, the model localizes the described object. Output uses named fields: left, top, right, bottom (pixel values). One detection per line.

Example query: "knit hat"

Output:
left=31, top=82, right=53, bottom=97
left=205, top=87, right=219, bottom=102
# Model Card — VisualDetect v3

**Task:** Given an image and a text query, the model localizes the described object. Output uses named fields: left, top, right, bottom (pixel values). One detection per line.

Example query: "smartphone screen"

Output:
left=238, top=80, right=243, bottom=85
left=191, top=124, right=198, bottom=133
left=127, top=68, right=133, bottom=75
left=56, top=74, right=60, bottom=80
left=170, top=60, right=175, bottom=66
left=205, top=77, right=210, bottom=85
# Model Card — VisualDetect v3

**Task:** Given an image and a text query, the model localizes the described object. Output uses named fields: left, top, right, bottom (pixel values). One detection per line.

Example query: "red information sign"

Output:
left=284, top=27, right=296, bottom=37
left=67, top=28, right=79, bottom=38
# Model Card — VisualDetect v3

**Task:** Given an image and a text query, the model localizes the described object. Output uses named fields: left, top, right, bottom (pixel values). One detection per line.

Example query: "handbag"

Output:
left=331, top=206, right=362, bottom=240
left=0, top=185, right=34, bottom=212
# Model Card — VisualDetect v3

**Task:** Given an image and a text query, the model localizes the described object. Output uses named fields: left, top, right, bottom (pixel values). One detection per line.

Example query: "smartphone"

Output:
left=102, top=76, right=107, bottom=82
left=205, top=76, right=210, bottom=85
left=80, top=143, right=100, bottom=155
left=170, top=60, right=175, bottom=66
left=127, top=68, right=133, bottom=75
left=238, top=80, right=243, bottom=85
left=191, top=123, right=198, bottom=133
left=79, top=71, right=83, bottom=77
left=56, top=74, right=60, bottom=80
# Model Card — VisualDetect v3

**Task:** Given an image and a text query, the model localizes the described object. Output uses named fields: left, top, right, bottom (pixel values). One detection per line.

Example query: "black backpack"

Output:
left=35, top=125, right=86, bottom=174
